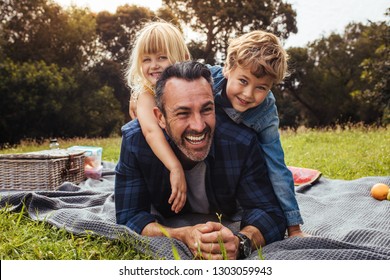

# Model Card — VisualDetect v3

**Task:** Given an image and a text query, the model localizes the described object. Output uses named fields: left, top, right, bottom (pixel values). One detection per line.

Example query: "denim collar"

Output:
left=215, top=82, right=243, bottom=124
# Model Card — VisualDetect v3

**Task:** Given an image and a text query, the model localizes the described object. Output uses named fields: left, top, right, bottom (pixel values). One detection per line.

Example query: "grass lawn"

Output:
left=0, top=126, right=389, bottom=260
left=282, top=126, right=389, bottom=179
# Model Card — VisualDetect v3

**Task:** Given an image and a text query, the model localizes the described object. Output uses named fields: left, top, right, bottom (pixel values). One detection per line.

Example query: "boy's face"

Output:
left=223, top=66, right=273, bottom=112
left=141, top=52, right=172, bottom=85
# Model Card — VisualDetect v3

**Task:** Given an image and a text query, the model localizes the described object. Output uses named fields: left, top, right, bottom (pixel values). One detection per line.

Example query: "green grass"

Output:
left=282, top=126, right=390, bottom=179
left=0, top=126, right=389, bottom=260
left=0, top=204, right=150, bottom=260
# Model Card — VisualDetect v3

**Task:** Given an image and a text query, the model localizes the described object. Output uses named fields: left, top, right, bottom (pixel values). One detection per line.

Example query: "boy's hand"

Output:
left=287, top=225, right=311, bottom=238
left=168, top=167, right=187, bottom=213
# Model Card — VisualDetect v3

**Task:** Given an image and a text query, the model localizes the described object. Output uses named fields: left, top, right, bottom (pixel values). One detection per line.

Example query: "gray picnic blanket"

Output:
left=1, top=161, right=389, bottom=260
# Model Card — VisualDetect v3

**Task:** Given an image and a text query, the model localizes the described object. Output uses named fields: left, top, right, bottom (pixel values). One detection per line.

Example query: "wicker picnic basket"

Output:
left=0, top=149, right=85, bottom=191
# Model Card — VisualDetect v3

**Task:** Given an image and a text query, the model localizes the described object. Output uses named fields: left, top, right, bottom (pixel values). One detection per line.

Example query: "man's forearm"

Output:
left=141, top=222, right=190, bottom=241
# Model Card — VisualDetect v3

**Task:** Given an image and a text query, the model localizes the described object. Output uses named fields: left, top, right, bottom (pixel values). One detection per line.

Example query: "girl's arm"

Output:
left=129, top=94, right=138, bottom=119
left=136, top=91, right=187, bottom=213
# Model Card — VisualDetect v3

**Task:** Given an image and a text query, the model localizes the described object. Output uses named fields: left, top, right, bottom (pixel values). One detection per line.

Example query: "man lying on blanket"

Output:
left=115, top=61, right=286, bottom=260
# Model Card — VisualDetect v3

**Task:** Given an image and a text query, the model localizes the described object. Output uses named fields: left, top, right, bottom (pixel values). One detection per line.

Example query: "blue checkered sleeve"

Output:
left=114, top=122, right=157, bottom=234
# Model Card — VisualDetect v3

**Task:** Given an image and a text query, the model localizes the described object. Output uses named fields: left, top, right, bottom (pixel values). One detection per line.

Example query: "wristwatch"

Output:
left=235, top=232, right=252, bottom=259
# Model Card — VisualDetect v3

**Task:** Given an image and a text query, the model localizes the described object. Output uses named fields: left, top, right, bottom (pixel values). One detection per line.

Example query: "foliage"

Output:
left=0, top=0, right=98, bottom=68
left=0, top=59, right=73, bottom=144
left=0, top=0, right=388, bottom=144
left=163, top=0, right=297, bottom=63
left=96, top=5, right=154, bottom=64
left=0, top=59, right=122, bottom=146
left=0, top=0, right=122, bottom=146
left=278, top=16, right=390, bottom=127
left=354, top=11, right=390, bottom=125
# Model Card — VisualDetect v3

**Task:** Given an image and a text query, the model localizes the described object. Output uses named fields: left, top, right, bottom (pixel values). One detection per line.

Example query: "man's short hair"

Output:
left=155, top=61, right=213, bottom=115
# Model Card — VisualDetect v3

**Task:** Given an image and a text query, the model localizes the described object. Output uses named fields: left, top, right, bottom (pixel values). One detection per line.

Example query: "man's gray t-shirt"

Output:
left=185, top=161, right=210, bottom=214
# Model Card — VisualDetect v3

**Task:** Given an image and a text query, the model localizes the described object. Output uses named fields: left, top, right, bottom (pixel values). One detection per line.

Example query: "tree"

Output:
left=280, top=18, right=389, bottom=127
left=0, top=0, right=97, bottom=68
left=352, top=17, right=390, bottom=125
left=0, top=59, right=73, bottom=144
left=285, top=35, right=359, bottom=126
left=96, top=5, right=154, bottom=63
left=0, top=58, right=122, bottom=146
left=163, top=0, right=297, bottom=63
left=0, top=1, right=123, bottom=145
left=273, top=47, right=309, bottom=129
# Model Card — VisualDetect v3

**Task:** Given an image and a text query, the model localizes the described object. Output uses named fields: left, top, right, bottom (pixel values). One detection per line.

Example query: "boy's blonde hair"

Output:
left=126, top=20, right=191, bottom=97
left=224, top=30, right=289, bottom=84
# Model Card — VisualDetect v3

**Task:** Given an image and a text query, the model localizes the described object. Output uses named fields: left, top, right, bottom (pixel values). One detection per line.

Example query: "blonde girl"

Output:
left=125, top=20, right=190, bottom=213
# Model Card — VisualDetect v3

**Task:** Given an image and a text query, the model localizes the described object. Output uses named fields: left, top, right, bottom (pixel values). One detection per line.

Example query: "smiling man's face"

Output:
left=155, top=77, right=215, bottom=167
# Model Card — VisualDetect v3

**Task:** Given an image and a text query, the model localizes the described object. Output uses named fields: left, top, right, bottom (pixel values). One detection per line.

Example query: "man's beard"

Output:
left=165, top=125, right=213, bottom=163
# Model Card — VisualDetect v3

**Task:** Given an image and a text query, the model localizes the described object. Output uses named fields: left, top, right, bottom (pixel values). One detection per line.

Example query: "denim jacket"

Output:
left=208, top=64, right=303, bottom=226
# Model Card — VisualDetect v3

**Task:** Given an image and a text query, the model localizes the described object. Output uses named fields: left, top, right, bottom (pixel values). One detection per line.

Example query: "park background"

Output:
left=0, top=0, right=389, bottom=147
left=1, top=0, right=389, bottom=261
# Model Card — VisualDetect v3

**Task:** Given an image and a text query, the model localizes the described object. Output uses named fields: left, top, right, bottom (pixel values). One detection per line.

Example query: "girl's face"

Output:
left=141, top=52, right=172, bottom=86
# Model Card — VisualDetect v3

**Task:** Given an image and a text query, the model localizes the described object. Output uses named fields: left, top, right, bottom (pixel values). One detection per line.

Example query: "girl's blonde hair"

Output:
left=224, top=30, right=289, bottom=84
left=126, top=20, right=191, bottom=98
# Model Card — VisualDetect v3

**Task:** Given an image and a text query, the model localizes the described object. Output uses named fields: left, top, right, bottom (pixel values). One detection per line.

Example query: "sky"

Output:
left=55, top=0, right=389, bottom=47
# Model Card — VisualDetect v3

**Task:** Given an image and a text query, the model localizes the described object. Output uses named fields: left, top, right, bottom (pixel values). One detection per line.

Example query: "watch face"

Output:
left=236, top=233, right=252, bottom=258
left=242, top=238, right=251, bottom=257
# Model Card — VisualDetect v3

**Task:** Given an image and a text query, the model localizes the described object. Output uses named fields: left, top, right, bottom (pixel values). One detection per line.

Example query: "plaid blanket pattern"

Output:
left=1, top=162, right=389, bottom=260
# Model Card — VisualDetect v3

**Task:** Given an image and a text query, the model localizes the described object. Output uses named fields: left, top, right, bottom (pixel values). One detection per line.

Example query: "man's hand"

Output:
left=185, top=222, right=239, bottom=260
left=143, top=222, right=265, bottom=260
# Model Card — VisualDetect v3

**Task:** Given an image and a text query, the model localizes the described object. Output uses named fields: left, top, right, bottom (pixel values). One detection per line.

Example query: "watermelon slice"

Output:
left=288, top=166, right=322, bottom=186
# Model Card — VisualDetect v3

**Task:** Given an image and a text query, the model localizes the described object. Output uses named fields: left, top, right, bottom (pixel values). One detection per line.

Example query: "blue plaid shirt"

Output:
left=115, top=108, right=286, bottom=244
